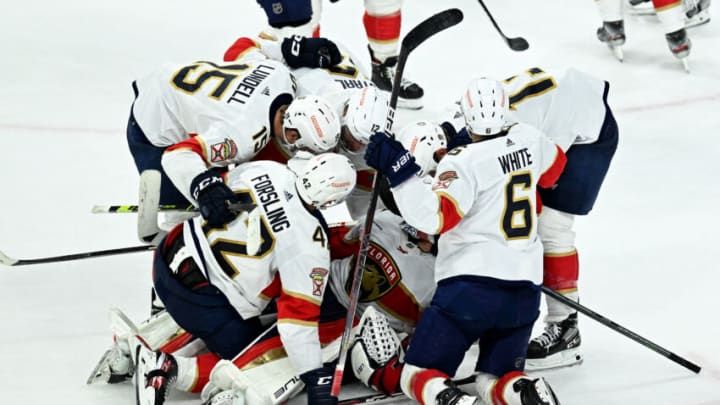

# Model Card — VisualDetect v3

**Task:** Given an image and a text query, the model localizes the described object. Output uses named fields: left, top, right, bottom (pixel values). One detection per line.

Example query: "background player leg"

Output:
left=595, top=0, right=627, bottom=61
left=364, top=0, right=424, bottom=109
left=653, top=0, right=692, bottom=70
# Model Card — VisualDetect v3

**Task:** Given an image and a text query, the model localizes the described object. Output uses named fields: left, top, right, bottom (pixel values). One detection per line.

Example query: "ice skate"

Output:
left=436, top=380, right=479, bottom=405
left=685, top=0, right=711, bottom=28
left=86, top=342, right=134, bottom=384
left=135, top=339, right=178, bottom=405
left=526, top=313, right=583, bottom=371
left=596, top=21, right=626, bottom=61
left=665, top=28, right=692, bottom=72
left=513, top=377, right=561, bottom=405
left=370, top=47, right=424, bottom=110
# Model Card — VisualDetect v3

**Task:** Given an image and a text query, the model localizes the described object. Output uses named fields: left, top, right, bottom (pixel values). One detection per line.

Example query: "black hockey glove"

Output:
left=443, top=123, right=473, bottom=150
left=364, top=132, right=420, bottom=187
left=190, top=169, right=240, bottom=227
left=299, top=365, right=338, bottom=405
left=281, top=35, right=342, bottom=69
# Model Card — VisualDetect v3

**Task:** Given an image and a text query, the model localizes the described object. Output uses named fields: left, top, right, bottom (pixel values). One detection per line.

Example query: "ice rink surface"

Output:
left=1, top=0, right=719, bottom=404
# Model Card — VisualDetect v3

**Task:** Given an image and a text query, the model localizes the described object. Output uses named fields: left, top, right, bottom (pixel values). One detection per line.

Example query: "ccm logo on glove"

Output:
left=192, top=175, right=224, bottom=200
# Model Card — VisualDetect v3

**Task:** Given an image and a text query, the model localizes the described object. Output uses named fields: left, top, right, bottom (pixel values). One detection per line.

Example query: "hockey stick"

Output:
left=337, top=374, right=476, bottom=405
left=92, top=204, right=196, bottom=213
left=330, top=8, right=464, bottom=398
left=477, top=0, right=529, bottom=51
left=0, top=245, right=155, bottom=267
left=541, top=286, right=701, bottom=374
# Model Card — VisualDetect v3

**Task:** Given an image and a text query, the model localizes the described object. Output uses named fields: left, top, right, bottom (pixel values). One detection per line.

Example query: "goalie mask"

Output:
left=460, top=77, right=509, bottom=136
left=283, top=95, right=341, bottom=153
left=398, top=120, right=447, bottom=177
left=291, top=152, right=356, bottom=209
left=340, top=87, right=389, bottom=155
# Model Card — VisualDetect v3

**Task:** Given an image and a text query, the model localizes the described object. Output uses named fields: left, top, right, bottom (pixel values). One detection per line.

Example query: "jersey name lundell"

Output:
left=251, top=174, right=290, bottom=232
left=498, top=147, right=533, bottom=174
left=228, top=64, right=276, bottom=105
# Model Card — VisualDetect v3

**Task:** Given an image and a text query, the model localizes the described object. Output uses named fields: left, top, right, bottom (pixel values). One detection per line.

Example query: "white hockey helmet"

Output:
left=340, top=87, right=389, bottom=155
left=459, top=77, right=509, bottom=136
left=283, top=95, right=341, bottom=153
left=292, top=152, right=357, bottom=209
left=398, top=120, right=447, bottom=177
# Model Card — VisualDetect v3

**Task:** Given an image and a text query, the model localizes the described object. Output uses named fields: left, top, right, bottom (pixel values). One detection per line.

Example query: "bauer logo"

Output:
left=210, top=138, right=238, bottom=162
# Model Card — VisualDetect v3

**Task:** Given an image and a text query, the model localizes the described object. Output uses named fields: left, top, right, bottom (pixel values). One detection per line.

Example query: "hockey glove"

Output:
left=444, top=124, right=473, bottom=150
left=281, top=35, right=342, bottom=69
left=364, top=132, right=420, bottom=187
left=299, top=365, right=338, bottom=405
left=190, top=169, right=240, bottom=227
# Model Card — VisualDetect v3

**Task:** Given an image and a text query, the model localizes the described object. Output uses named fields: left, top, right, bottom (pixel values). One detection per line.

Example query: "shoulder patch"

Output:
left=432, top=170, right=458, bottom=190
left=210, top=138, right=238, bottom=162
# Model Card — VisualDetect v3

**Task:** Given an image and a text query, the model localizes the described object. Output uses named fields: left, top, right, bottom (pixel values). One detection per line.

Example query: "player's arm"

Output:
left=224, top=35, right=341, bottom=68
left=392, top=155, right=471, bottom=235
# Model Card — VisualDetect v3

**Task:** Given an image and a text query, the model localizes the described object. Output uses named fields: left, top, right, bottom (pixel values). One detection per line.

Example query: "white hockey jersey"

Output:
left=504, top=67, right=608, bottom=151
left=181, top=160, right=331, bottom=375
left=223, top=36, right=379, bottom=219
left=132, top=53, right=296, bottom=202
left=446, top=67, right=607, bottom=152
left=328, top=210, right=436, bottom=333
left=393, top=123, right=566, bottom=285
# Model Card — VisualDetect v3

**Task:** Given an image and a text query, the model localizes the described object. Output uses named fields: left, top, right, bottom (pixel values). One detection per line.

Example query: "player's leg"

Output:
left=363, top=0, right=424, bottom=109
left=137, top=226, right=267, bottom=403
left=255, top=0, right=318, bottom=39
left=594, top=0, right=626, bottom=60
left=531, top=91, right=619, bottom=370
left=653, top=0, right=692, bottom=60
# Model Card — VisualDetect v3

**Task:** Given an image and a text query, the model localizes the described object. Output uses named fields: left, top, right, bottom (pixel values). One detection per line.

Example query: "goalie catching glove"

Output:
left=350, top=306, right=405, bottom=394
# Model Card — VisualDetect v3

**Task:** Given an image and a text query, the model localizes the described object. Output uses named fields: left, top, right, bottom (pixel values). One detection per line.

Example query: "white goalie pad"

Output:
left=350, top=306, right=403, bottom=387
left=203, top=329, right=342, bottom=405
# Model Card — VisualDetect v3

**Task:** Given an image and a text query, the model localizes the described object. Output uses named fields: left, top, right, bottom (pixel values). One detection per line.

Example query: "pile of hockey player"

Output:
left=87, top=3, right=622, bottom=405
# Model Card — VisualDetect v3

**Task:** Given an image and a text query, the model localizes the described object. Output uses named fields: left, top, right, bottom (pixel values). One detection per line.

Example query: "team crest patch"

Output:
left=345, top=243, right=402, bottom=302
left=310, top=268, right=329, bottom=296
left=432, top=170, right=458, bottom=190
left=210, top=138, right=238, bottom=162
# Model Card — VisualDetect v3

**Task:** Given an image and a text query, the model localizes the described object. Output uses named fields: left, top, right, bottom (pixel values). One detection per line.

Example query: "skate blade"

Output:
left=525, top=349, right=583, bottom=371
left=396, top=97, right=424, bottom=110
left=86, top=349, right=114, bottom=384
left=681, top=58, right=691, bottom=73
left=612, top=46, right=624, bottom=62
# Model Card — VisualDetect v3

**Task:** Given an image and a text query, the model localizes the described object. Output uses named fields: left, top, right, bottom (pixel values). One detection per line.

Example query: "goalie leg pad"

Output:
left=350, top=306, right=404, bottom=393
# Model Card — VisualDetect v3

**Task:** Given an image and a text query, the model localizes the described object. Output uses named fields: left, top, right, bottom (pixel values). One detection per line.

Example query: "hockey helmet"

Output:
left=459, top=77, right=509, bottom=136
left=292, top=152, right=357, bottom=209
left=398, top=120, right=447, bottom=177
left=283, top=95, right=341, bottom=153
left=340, top=87, right=389, bottom=155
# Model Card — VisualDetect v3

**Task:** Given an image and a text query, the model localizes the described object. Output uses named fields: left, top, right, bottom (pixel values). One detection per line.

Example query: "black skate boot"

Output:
left=526, top=313, right=582, bottom=371
left=370, top=47, right=424, bottom=110
left=436, top=380, right=478, bottom=405
left=513, top=377, right=561, bottom=405
left=596, top=20, right=626, bottom=61
left=665, top=28, right=691, bottom=72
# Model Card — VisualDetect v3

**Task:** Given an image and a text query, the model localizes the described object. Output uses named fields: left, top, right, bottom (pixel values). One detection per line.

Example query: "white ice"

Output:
left=1, top=0, right=719, bottom=404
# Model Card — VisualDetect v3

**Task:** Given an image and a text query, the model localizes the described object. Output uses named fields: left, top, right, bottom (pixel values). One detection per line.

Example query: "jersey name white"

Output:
left=394, top=123, right=562, bottom=285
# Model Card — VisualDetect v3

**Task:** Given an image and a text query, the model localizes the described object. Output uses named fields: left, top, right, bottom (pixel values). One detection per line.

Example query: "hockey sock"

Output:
left=543, top=250, right=579, bottom=323
left=653, top=0, right=686, bottom=32
left=363, top=11, right=401, bottom=62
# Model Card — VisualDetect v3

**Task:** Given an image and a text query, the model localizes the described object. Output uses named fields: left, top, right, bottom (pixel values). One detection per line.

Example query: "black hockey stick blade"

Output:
left=0, top=245, right=155, bottom=267
left=477, top=0, right=529, bottom=51
left=401, top=8, right=464, bottom=54
left=541, top=286, right=702, bottom=374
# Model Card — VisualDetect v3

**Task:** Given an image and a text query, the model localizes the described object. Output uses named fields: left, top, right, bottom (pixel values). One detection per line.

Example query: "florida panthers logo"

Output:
left=346, top=243, right=402, bottom=302
left=210, top=138, right=238, bottom=162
